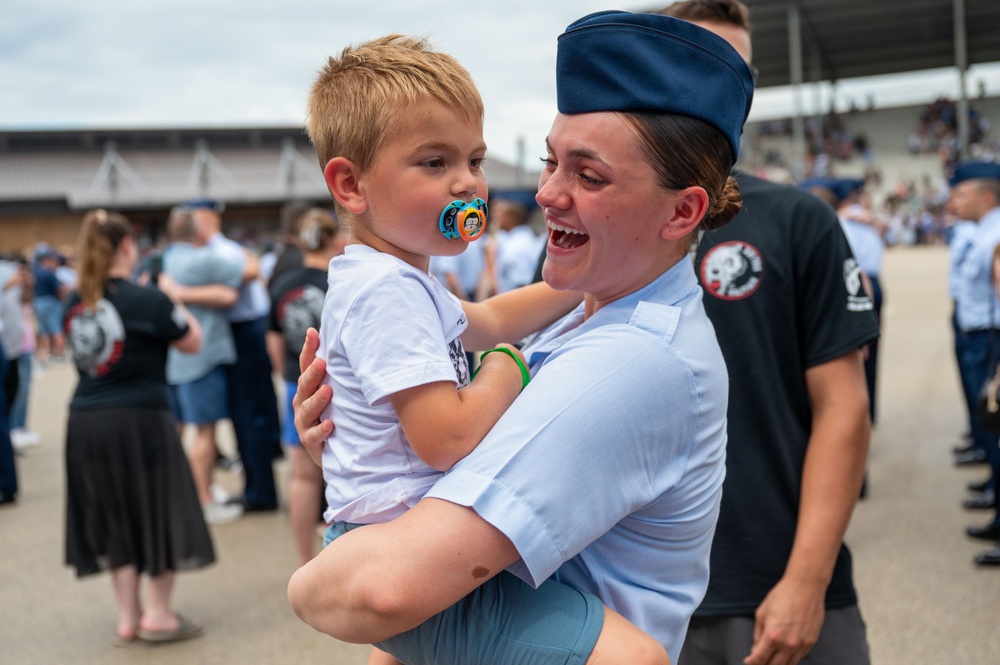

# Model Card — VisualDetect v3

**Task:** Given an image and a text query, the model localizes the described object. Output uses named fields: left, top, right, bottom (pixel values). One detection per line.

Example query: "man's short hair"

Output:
left=306, top=34, right=483, bottom=175
left=167, top=207, right=198, bottom=242
left=657, top=0, right=751, bottom=31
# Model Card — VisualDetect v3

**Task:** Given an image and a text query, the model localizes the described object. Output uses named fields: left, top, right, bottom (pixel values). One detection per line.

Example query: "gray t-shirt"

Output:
left=163, top=242, right=245, bottom=384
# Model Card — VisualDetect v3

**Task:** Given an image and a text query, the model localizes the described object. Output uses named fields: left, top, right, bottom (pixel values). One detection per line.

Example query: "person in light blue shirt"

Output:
left=947, top=161, right=1000, bottom=566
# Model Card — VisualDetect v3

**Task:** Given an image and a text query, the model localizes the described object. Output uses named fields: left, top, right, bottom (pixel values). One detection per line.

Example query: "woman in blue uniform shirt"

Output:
left=289, top=11, right=754, bottom=665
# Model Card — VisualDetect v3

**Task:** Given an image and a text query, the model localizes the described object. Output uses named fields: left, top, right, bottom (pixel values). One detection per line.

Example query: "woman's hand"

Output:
left=293, top=327, right=334, bottom=466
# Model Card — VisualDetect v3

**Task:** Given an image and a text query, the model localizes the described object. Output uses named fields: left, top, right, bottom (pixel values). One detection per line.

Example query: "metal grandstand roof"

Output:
left=743, top=0, right=1000, bottom=88
left=0, top=127, right=539, bottom=212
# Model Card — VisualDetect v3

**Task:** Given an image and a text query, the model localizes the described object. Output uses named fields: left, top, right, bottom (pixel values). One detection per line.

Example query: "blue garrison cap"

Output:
left=556, top=11, right=755, bottom=164
left=181, top=198, right=225, bottom=213
left=950, top=162, right=1000, bottom=187
left=799, top=178, right=863, bottom=204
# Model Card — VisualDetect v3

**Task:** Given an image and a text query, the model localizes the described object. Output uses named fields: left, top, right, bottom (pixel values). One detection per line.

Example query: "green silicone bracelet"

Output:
left=476, top=347, right=531, bottom=390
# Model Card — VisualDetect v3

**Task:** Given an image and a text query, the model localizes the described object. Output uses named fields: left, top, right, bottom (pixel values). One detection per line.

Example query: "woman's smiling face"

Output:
left=537, top=112, right=684, bottom=312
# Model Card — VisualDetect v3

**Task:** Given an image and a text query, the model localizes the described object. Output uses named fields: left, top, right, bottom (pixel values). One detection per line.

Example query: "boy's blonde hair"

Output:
left=307, top=35, right=484, bottom=178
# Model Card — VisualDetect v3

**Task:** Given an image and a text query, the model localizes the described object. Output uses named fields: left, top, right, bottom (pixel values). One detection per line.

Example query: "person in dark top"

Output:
left=661, top=3, right=879, bottom=664
left=63, top=209, right=213, bottom=645
left=267, top=207, right=345, bottom=566
left=33, top=249, right=66, bottom=364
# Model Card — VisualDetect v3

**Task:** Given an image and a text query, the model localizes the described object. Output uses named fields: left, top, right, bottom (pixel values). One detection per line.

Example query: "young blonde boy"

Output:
left=304, top=35, right=588, bottom=665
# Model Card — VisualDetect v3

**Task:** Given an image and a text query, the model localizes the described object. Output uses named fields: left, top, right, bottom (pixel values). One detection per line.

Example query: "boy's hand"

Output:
left=477, top=343, right=528, bottom=392
left=294, top=327, right=334, bottom=465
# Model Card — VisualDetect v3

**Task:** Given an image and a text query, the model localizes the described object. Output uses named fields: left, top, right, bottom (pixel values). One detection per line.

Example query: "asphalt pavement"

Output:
left=1, top=245, right=999, bottom=664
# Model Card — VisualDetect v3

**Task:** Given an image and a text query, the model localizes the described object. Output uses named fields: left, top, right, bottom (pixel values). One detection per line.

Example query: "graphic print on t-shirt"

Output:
left=449, top=338, right=470, bottom=387
left=699, top=241, right=764, bottom=300
left=278, top=284, right=325, bottom=355
left=843, top=258, right=874, bottom=312
left=66, top=299, right=126, bottom=377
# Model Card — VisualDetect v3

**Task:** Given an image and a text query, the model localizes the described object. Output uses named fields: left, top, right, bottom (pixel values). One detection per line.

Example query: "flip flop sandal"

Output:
left=136, top=614, right=203, bottom=643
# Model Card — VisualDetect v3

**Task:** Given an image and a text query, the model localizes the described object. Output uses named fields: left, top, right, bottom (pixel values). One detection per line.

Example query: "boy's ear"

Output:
left=324, top=157, right=367, bottom=215
left=660, top=186, right=709, bottom=240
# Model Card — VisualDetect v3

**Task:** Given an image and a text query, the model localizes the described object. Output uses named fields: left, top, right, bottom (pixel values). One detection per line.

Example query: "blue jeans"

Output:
left=9, top=354, right=31, bottom=431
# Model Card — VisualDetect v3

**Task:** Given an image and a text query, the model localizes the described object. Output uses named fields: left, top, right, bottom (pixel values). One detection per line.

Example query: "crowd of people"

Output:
left=2, top=1, right=999, bottom=663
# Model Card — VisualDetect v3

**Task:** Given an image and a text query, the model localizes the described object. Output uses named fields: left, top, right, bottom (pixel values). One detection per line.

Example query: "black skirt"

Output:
left=65, top=407, right=215, bottom=578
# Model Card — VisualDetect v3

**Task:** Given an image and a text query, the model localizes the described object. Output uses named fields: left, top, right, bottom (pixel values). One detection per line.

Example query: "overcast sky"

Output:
left=4, top=1, right=1000, bottom=166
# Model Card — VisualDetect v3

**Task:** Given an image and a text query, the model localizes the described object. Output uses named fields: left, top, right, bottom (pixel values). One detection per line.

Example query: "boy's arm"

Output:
left=389, top=344, right=524, bottom=471
left=461, top=282, right=582, bottom=351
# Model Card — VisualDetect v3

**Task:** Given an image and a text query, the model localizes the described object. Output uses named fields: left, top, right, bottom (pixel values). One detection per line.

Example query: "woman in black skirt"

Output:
left=64, top=209, right=213, bottom=644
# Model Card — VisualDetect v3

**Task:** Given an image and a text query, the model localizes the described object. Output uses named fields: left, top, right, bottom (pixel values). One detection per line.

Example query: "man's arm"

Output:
left=288, top=497, right=519, bottom=643
left=745, top=348, right=870, bottom=665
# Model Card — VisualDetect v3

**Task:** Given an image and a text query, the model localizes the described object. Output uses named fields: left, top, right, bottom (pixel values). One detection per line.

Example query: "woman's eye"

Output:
left=579, top=173, right=605, bottom=186
left=540, top=157, right=556, bottom=169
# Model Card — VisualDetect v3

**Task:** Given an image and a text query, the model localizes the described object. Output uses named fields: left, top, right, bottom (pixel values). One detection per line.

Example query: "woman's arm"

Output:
left=462, top=282, right=582, bottom=351
left=158, top=272, right=239, bottom=308
left=169, top=303, right=202, bottom=354
left=266, top=330, right=285, bottom=378
left=288, top=497, right=519, bottom=643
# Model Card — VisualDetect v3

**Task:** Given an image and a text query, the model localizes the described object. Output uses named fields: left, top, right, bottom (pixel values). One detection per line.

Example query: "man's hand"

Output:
left=293, top=327, right=333, bottom=465
left=744, top=576, right=825, bottom=665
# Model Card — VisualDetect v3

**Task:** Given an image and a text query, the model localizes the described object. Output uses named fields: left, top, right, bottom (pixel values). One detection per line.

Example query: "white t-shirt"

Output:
left=319, top=245, right=470, bottom=524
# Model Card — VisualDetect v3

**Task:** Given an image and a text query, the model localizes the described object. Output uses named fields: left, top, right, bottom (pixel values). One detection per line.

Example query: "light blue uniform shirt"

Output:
left=839, top=218, right=884, bottom=277
left=426, top=258, right=728, bottom=662
left=164, top=242, right=244, bottom=384
left=208, top=233, right=270, bottom=322
left=949, top=220, right=977, bottom=300
left=956, top=207, right=1000, bottom=332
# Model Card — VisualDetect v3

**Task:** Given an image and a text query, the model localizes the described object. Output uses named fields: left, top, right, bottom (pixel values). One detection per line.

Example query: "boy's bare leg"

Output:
left=587, top=606, right=670, bottom=665
left=367, top=647, right=402, bottom=665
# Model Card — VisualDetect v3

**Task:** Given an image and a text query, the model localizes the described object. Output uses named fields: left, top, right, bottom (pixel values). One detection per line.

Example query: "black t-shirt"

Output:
left=65, top=279, right=188, bottom=411
left=268, top=266, right=328, bottom=384
left=692, top=172, right=880, bottom=616
left=269, top=244, right=304, bottom=286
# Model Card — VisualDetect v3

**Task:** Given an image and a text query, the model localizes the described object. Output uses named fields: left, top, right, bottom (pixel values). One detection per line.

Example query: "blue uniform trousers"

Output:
left=228, top=317, right=283, bottom=508
left=959, top=329, right=1000, bottom=525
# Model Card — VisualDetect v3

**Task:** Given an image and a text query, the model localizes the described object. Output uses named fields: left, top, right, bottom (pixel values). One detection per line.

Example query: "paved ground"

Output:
left=2, top=245, right=999, bottom=664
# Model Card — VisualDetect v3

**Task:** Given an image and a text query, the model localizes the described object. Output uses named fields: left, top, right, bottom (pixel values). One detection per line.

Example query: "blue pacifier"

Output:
left=439, top=198, right=488, bottom=241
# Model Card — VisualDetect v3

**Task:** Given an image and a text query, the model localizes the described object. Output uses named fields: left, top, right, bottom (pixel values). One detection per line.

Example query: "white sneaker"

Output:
left=10, top=429, right=41, bottom=450
left=202, top=501, right=243, bottom=525
left=210, top=484, right=232, bottom=504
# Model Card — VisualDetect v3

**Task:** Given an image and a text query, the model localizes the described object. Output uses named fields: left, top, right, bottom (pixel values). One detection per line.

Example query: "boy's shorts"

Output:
left=282, top=380, right=301, bottom=446
left=324, top=522, right=604, bottom=665
left=168, top=366, right=230, bottom=425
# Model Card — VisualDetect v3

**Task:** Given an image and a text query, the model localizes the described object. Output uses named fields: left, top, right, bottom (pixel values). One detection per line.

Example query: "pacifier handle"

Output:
left=439, top=198, right=488, bottom=241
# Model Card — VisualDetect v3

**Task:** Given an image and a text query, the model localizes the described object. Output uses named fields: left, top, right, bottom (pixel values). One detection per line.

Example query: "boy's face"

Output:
left=353, top=98, right=487, bottom=270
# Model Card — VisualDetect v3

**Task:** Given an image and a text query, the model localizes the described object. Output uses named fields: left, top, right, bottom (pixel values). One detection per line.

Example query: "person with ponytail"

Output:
left=288, top=11, right=754, bottom=664
left=63, top=209, right=213, bottom=645
left=265, top=208, right=347, bottom=566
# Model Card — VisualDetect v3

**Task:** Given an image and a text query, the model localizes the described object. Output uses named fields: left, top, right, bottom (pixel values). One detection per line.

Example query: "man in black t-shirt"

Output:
left=662, top=3, right=879, bottom=665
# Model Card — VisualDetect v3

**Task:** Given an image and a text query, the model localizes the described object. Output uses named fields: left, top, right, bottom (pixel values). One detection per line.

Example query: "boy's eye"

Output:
left=470, top=157, right=485, bottom=169
left=423, top=158, right=445, bottom=169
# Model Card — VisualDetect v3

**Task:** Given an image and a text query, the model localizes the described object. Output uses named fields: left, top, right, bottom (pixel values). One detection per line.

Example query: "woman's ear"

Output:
left=324, top=157, right=367, bottom=215
left=661, top=186, right=709, bottom=240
